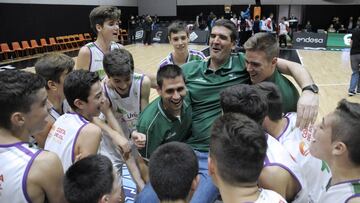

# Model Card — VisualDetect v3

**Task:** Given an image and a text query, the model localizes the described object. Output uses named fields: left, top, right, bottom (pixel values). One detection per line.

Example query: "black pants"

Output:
left=129, top=29, right=136, bottom=43
left=279, top=34, right=287, bottom=47
left=143, top=30, right=152, bottom=45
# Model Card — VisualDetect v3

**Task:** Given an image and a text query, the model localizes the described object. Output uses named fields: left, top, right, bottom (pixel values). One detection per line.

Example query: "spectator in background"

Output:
left=348, top=16, right=354, bottom=31
left=289, top=15, right=298, bottom=37
left=195, top=12, right=205, bottom=30
left=334, top=17, right=341, bottom=31
left=265, top=13, right=274, bottom=32
left=129, top=15, right=137, bottom=44
left=230, top=14, right=238, bottom=29
left=348, top=28, right=360, bottom=96
left=143, top=15, right=153, bottom=45
left=278, top=17, right=289, bottom=48
left=305, top=21, right=312, bottom=32
left=338, top=25, right=347, bottom=33
left=328, top=24, right=336, bottom=33
left=253, top=15, right=261, bottom=34
left=260, top=16, right=267, bottom=32
left=207, top=12, right=216, bottom=31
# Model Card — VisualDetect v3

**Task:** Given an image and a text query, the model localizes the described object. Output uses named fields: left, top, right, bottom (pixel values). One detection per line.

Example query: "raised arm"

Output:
left=277, top=58, right=319, bottom=129
left=75, top=46, right=91, bottom=70
left=140, top=75, right=151, bottom=111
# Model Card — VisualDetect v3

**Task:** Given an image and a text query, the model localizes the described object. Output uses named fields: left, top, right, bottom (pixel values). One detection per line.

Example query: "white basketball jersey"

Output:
left=0, top=142, right=42, bottom=203
left=86, top=41, right=123, bottom=80
left=255, top=188, right=287, bottom=203
left=45, top=113, right=89, bottom=171
left=102, top=73, right=144, bottom=136
left=318, top=179, right=360, bottom=203
left=264, top=134, right=308, bottom=203
left=277, top=112, right=332, bottom=203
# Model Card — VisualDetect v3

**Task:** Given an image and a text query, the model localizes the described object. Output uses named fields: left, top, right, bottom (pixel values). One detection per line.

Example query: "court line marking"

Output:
left=318, top=83, right=348, bottom=86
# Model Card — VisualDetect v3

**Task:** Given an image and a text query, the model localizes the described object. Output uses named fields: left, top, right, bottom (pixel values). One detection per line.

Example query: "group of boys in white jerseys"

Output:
left=1, top=5, right=360, bottom=203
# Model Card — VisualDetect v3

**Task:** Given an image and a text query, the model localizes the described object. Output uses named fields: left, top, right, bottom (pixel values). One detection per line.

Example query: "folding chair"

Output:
left=84, top=33, right=93, bottom=43
left=30, top=39, right=44, bottom=54
left=40, top=38, right=52, bottom=52
left=49, top=37, right=60, bottom=51
left=0, top=43, right=15, bottom=60
left=21, top=40, right=33, bottom=56
left=11, top=42, right=25, bottom=58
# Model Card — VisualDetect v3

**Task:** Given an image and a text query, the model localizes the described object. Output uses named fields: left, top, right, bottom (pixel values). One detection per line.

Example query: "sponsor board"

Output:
left=292, top=32, right=327, bottom=48
left=326, top=33, right=352, bottom=48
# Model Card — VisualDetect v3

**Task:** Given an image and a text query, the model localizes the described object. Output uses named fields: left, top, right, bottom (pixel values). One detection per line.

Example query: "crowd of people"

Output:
left=1, top=5, right=360, bottom=203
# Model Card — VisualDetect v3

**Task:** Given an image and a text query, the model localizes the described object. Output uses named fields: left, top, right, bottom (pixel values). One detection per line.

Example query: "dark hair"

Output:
left=332, top=99, right=360, bottom=165
left=156, top=64, right=184, bottom=88
left=255, top=82, right=283, bottom=121
left=210, top=113, right=267, bottom=186
left=35, top=53, right=74, bottom=89
left=149, top=142, right=198, bottom=201
left=64, top=70, right=100, bottom=110
left=64, top=155, right=114, bottom=203
left=89, top=6, right=121, bottom=34
left=220, top=84, right=268, bottom=124
left=0, top=70, right=46, bottom=129
left=244, top=32, right=279, bottom=62
left=167, top=21, right=188, bottom=37
left=103, top=49, right=134, bottom=77
left=212, top=19, right=238, bottom=42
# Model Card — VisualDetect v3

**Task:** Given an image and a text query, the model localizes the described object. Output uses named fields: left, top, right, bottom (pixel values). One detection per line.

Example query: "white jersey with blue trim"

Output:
left=102, top=73, right=144, bottom=137
left=86, top=41, right=123, bottom=80
left=0, top=142, right=42, bottom=203
left=255, top=188, right=287, bottom=203
left=44, top=113, right=89, bottom=172
left=264, top=134, right=308, bottom=203
left=277, top=112, right=332, bottom=203
left=318, top=178, right=360, bottom=203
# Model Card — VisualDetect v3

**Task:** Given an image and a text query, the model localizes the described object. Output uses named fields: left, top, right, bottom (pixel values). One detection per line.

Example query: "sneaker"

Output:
left=348, top=91, right=356, bottom=96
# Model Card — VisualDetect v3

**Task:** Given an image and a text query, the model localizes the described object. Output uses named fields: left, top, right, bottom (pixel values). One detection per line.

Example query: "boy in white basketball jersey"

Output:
left=102, top=48, right=150, bottom=143
left=101, top=48, right=149, bottom=191
left=0, top=70, right=66, bottom=203
left=159, top=21, right=206, bottom=69
left=45, top=70, right=130, bottom=172
left=76, top=6, right=123, bottom=79
left=34, top=53, right=74, bottom=148
left=256, top=82, right=332, bottom=202
left=220, top=84, right=307, bottom=202
left=310, top=99, right=360, bottom=203
left=209, top=113, right=287, bottom=203
left=147, top=21, right=206, bottom=88
left=45, top=70, right=103, bottom=171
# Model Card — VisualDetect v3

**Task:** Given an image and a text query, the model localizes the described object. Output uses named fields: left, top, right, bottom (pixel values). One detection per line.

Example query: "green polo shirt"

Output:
left=137, top=96, right=192, bottom=158
left=266, top=69, right=299, bottom=113
left=181, top=53, right=250, bottom=152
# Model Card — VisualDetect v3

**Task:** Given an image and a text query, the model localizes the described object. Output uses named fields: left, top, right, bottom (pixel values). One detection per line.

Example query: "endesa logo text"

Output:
left=296, top=37, right=324, bottom=44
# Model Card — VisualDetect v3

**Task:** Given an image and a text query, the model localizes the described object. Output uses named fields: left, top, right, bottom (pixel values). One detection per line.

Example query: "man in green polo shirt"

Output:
left=180, top=19, right=319, bottom=203
left=137, top=64, right=192, bottom=159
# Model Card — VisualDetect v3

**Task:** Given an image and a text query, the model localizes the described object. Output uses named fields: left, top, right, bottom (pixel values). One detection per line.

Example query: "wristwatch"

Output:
left=302, top=84, right=319, bottom=94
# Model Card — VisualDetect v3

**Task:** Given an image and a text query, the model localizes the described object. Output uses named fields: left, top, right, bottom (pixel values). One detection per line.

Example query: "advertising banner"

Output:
left=326, top=33, right=352, bottom=48
left=292, top=32, right=327, bottom=48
